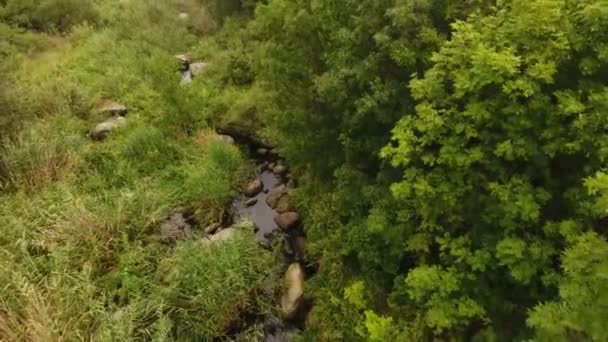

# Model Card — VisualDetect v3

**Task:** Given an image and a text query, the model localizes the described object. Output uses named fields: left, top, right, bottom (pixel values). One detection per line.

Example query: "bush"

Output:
left=1, top=0, right=99, bottom=32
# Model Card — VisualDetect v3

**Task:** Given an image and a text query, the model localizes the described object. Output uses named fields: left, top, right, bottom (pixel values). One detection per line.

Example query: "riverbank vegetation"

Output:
left=0, top=1, right=280, bottom=340
left=2, top=0, right=608, bottom=341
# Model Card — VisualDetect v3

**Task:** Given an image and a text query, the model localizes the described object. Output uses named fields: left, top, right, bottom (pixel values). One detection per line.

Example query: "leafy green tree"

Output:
left=382, top=0, right=608, bottom=338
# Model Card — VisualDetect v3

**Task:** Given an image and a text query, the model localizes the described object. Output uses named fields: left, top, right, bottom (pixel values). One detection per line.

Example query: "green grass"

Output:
left=0, top=1, right=279, bottom=340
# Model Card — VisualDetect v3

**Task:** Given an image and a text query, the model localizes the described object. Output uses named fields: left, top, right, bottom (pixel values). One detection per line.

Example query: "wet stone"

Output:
left=257, top=147, right=269, bottom=157
left=244, top=179, right=263, bottom=197
left=275, top=195, right=291, bottom=214
left=273, top=164, right=288, bottom=176
left=274, top=212, right=300, bottom=231
left=266, top=189, right=286, bottom=209
left=281, top=263, right=305, bottom=319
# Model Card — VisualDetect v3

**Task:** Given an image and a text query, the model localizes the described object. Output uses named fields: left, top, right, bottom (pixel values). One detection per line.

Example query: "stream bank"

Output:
left=177, top=55, right=314, bottom=340
left=229, top=136, right=314, bottom=341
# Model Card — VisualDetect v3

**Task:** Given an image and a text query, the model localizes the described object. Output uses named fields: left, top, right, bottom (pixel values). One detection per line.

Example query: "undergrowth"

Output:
left=0, top=0, right=278, bottom=340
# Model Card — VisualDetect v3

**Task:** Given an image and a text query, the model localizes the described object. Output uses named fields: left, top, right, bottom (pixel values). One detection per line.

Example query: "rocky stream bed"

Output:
left=85, top=55, right=314, bottom=341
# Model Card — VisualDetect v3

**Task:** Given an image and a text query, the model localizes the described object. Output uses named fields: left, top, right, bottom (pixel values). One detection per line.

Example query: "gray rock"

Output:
left=274, top=212, right=300, bottom=231
left=89, top=116, right=126, bottom=141
left=218, top=134, right=235, bottom=145
left=275, top=195, right=292, bottom=214
left=281, top=263, right=304, bottom=319
left=175, top=53, right=191, bottom=64
left=204, top=223, right=222, bottom=235
left=200, top=228, right=239, bottom=248
left=266, top=189, right=286, bottom=209
left=244, top=179, right=263, bottom=197
left=190, top=62, right=210, bottom=77
left=97, top=102, right=127, bottom=116
left=245, top=198, right=258, bottom=207
left=257, top=147, right=269, bottom=157
left=273, top=164, right=288, bottom=176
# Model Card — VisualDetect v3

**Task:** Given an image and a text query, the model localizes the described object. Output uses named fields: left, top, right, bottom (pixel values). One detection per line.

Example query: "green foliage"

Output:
left=528, top=232, right=608, bottom=341
left=161, top=234, right=277, bottom=338
left=4, top=0, right=608, bottom=340
left=0, top=0, right=99, bottom=32
left=197, top=0, right=608, bottom=339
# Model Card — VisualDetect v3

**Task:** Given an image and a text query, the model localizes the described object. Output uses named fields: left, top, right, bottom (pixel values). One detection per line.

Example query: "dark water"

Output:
left=232, top=170, right=285, bottom=242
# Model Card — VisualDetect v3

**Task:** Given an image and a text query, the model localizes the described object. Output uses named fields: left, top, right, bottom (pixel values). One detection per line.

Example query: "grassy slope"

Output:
left=0, top=1, right=278, bottom=340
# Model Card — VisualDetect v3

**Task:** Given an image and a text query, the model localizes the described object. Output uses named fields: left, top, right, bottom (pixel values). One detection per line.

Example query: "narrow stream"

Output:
left=231, top=170, right=284, bottom=242
left=176, top=58, right=309, bottom=341
left=181, top=69, right=192, bottom=85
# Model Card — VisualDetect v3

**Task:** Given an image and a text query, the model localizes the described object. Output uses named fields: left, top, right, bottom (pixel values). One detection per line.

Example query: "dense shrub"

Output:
left=0, top=0, right=99, bottom=32
left=228, top=0, right=608, bottom=339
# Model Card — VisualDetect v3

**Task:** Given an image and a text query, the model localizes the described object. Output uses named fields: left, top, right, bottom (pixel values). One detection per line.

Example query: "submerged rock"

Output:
left=281, top=263, right=305, bottom=319
left=97, top=102, right=127, bottom=116
left=274, top=212, right=299, bottom=231
left=190, top=62, right=210, bottom=76
left=161, top=212, right=193, bottom=242
left=89, top=116, right=126, bottom=141
left=244, top=179, right=263, bottom=197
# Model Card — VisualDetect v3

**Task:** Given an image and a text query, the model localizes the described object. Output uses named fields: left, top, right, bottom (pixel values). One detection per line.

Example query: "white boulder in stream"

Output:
left=281, top=263, right=305, bottom=319
left=90, top=116, right=126, bottom=141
